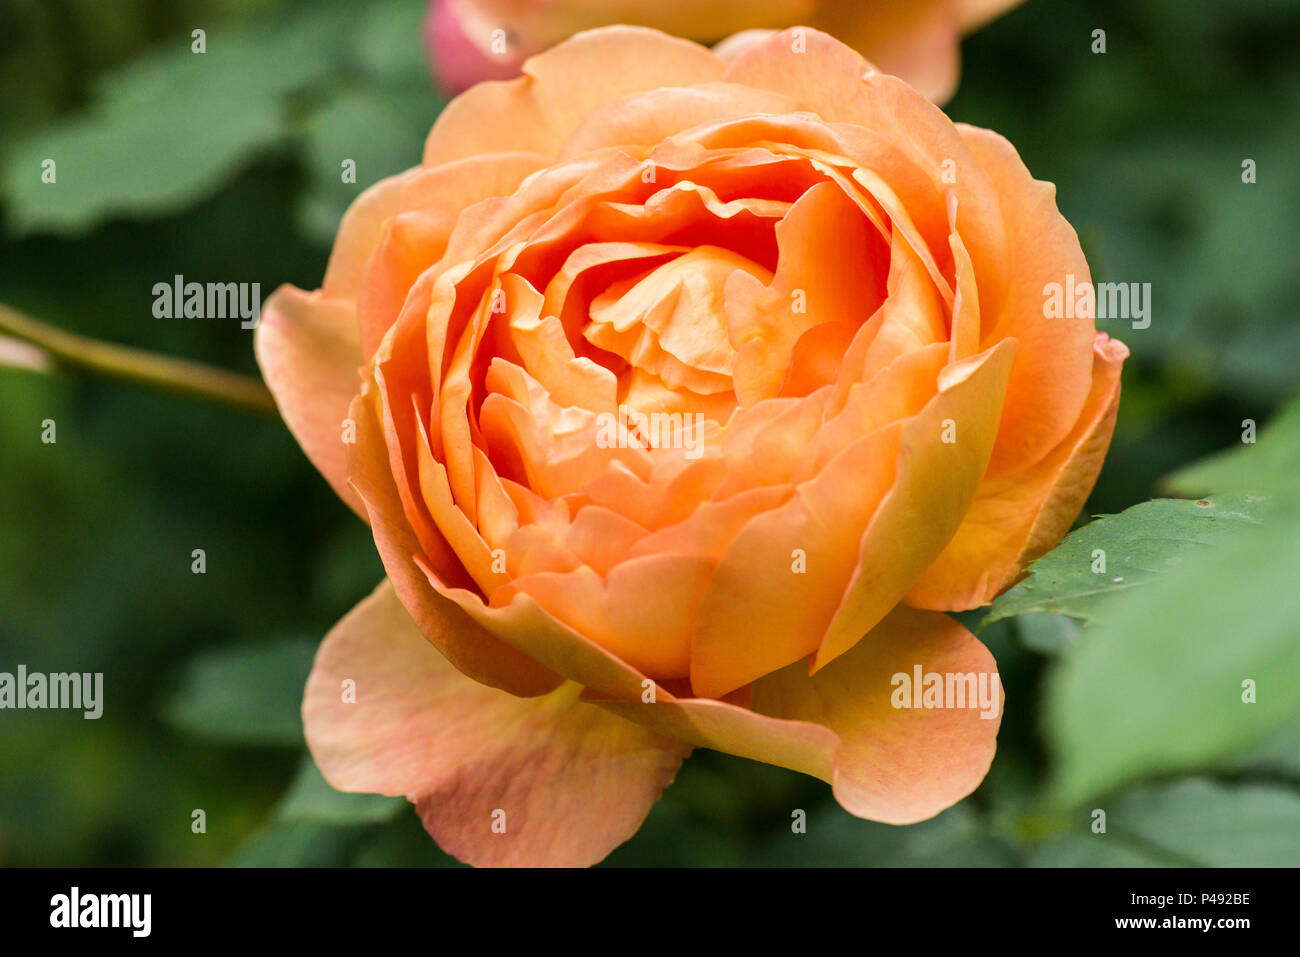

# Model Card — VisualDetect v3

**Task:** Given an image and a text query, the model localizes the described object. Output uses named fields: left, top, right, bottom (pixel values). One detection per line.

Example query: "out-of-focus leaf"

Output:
left=161, top=636, right=317, bottom=746
left=295, top=82, right=440, bottom=246
left=353, top=0, right=432, bottom=82
left=1, top=3, right=366, bottom=235
left=983, top=495, right=1263, bottom=627
left=1031, top=779, right=1300, bottom=867
left=1228, top=720, right=1300, bottom=779
left=229, top=819, right=366, bottom=867
left=1046, top=512, right=1300, bottom=804
left=1161, top=394, right=1300, bottom=501
left=1015, top=612, right=1082, bottom=656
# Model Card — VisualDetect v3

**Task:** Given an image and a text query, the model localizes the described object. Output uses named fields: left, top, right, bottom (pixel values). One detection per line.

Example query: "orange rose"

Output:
left=257, top=26, right=1126, bottom=867
left=427, top=0, right=1025, bottom=102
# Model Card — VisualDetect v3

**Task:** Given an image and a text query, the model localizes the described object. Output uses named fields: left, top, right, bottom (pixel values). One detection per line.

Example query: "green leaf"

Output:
left=1045, top=511, right=1300, bottom=804
left=161, top=635, right=317, bottom=746
left=1161, top=394, right=1300, bottom=500
left=229, top=819, right=367, bottom=867
left=276, top=754, right=405, bottom=825
left=983, top=495, right=1264, bottom=627
left=1, top=3, right=365, bottom=235
left=1015, top=612, right=1082, bottom=656
left=295, top=81, right=441, bottom=246
left=1031, top=779, right=1300, bottom=867
left=352, top=0, right=433, bottom=83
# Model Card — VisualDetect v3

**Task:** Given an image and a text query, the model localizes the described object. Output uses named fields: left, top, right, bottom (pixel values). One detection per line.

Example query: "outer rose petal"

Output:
left=255, top=286, right=365, bottom=518
left=600, top=606, right=1000, bottom=824
left=754, top=605, right=1002, bottom=823
left=429, top=1, right=1023, bottom=103
left=905, top=333, right=1129, bottom=609
left=423, top=26, right=724, bottom=165
left=305, top=581, right=690, bottom=867
left=957, top=123, right=1096, bottom=475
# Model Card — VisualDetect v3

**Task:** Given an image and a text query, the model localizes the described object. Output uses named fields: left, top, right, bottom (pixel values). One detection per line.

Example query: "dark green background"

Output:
left=0, top=0, right=1297, bottom=866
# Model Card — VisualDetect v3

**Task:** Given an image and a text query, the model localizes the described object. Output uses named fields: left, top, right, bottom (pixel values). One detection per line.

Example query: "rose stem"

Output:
left=0, top=301, right=277, bottom=416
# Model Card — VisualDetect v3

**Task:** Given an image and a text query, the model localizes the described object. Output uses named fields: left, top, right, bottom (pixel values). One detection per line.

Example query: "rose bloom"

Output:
left=427, top=0, right=1025, bottom=102
left=257, top=26, right=1126, bottom=867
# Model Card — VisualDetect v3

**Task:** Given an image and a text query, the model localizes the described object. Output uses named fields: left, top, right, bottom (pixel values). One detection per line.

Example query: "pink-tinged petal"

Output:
left=752, top=605, right=1002, bottom=824
left=426, top=0, right=526, bottom=94
left=347, top=390, right=562, bottom=697
left=424, top=27, right=724, bottom=165
left=906, top=332, right=1128, bottom=609
left=595, top=607, right=1000, bottom=823
left=959, top=0, right=1025, bottom=31
left=0, top=335, right=52, bottom=372
left=305, top=581, right=689, bottom=867
left=813, top=337, right=1018, bottom=671
left=255, top=286, right=365, bottom=518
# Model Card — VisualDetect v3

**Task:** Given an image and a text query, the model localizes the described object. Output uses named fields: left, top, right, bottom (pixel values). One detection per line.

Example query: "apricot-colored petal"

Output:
left=304, top=580, right=688, bottom=867
left=594, top=691, right=837, bottom=782
left=689, top=419, right=904, bottom=698
left=561, top=82, right=798, bottom=157
left=906, top=333, right=1128, bottom=609
left=597, top=606, right=1001, bottom=824
left=436, top=579, right=655, bottom=700
left=354, top=153, right=550, bottom=359
left=752, top=605, right=1002, bottom=823
left=255, top=285, right=364, bottom=517
left=501, top=552, right=713, bottom=679
left=321, top=168, right=424, bottom=303
left=958, top=123, right=1096, bottom=475
left=811, top=0, right=961, bottom=103
left=347, top=391, right=561, bottom=697
left=814, top=337, right=1018, bottom=670
left=721, top=26, right=885, bottom=124
left=424, top=27, right=724, bottom=165
left=727, top=180, right=884, bottom=405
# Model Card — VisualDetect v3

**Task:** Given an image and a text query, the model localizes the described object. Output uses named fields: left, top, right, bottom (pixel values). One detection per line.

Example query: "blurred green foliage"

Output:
left=0, top=0, right=1297, bottom=866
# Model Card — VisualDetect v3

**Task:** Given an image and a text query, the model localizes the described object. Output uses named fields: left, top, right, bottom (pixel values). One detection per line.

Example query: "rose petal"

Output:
left=255, top=286, right=364, bottom=517
left=424, top=27, right=724, bottom=165
left=598, top=605, right=1002, bottom=824
left=813, top=336, right=1018, bottom=671
left=958, top=123, right=1096, bottom=474
left=905, top=332, right=1128, bottom=609
left=753, top=605, right=1002, bottom=823
left=304, top=580, right=689, bottom=867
